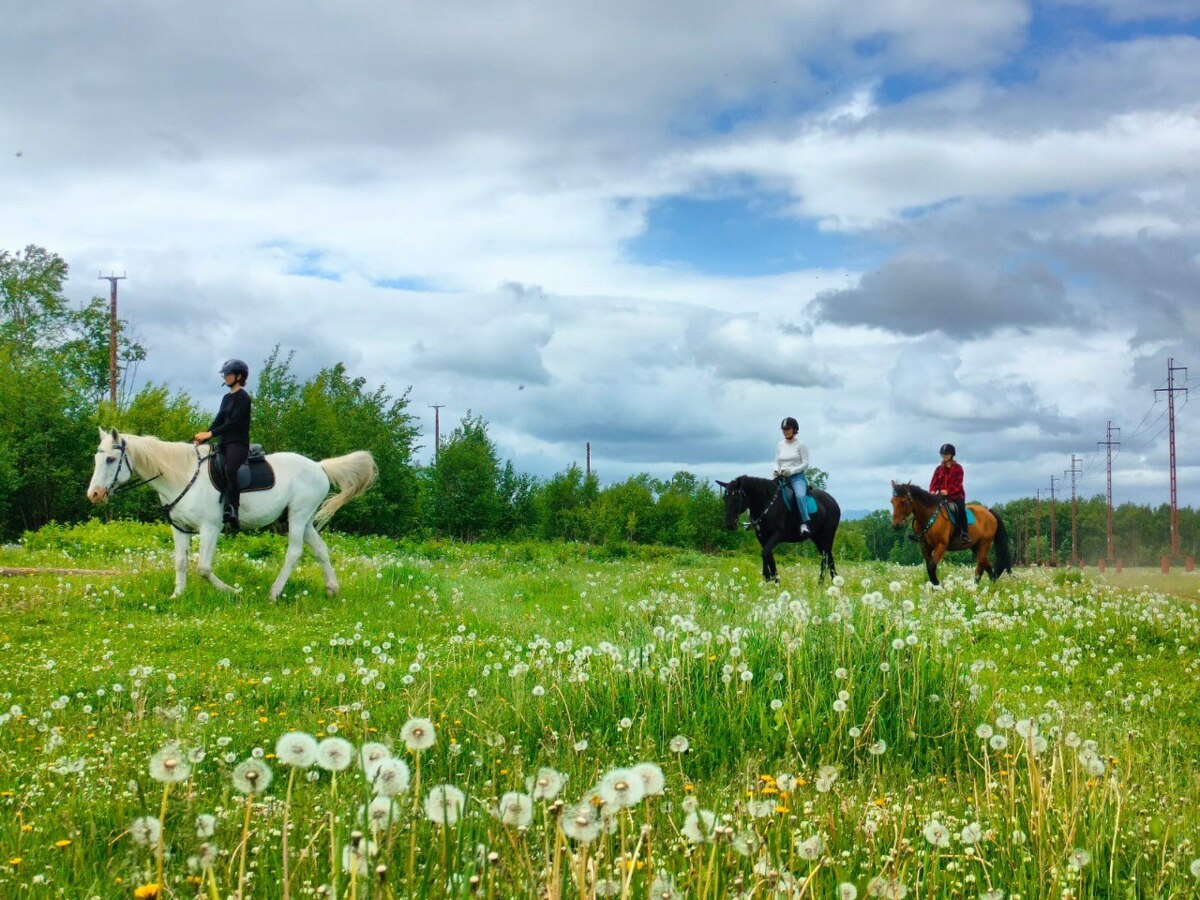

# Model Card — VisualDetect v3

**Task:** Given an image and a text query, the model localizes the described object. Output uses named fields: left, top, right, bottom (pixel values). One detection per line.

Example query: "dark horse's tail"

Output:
left=991, top=508, right=1014, bottom=578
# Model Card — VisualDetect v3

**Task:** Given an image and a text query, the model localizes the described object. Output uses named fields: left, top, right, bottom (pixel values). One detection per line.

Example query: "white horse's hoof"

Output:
left=326, top=585, right=339, bottom=597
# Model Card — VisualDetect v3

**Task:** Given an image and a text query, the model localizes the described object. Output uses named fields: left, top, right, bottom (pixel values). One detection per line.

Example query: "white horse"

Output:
left=86, top=428, right=377, bottom=599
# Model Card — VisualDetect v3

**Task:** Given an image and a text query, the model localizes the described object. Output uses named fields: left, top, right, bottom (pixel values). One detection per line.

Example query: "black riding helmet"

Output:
left=940, top=443, right=956, bottom=457
left=219, top=359, right=249, bottom=384
left=780, top=417, right=800, bottom=431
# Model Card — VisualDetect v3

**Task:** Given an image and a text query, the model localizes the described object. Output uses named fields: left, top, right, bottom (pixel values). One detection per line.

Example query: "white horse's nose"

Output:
left=87, top=487, right=108, bottom=504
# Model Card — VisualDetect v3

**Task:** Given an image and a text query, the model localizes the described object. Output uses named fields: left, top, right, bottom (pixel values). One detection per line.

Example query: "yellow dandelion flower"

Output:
left=7, top=857, right=21, bottom=866
left=133, top=882, right=162, bottom=899
left=54, top=839, right=72, bottom=848
left=684, top=783, right=694, bottom=792
left=874, top=798, right=886, bottom=807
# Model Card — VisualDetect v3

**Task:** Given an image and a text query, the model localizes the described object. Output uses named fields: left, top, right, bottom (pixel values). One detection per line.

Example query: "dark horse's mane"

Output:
left=895, top=482, right=941, bottom=507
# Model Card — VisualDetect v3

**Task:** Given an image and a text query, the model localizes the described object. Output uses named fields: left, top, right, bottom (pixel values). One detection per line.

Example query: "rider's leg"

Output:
left=222, top=442, right=248, bottom=532
left=790, top=474, right=811, bottom=532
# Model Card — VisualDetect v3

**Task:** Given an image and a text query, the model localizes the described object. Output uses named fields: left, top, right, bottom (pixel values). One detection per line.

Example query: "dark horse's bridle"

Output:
left=723, top=479, right=784, bottom=533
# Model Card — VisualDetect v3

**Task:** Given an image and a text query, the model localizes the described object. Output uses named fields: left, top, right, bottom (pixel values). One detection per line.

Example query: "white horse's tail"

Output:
left=314, top=451, right=378, bottom=529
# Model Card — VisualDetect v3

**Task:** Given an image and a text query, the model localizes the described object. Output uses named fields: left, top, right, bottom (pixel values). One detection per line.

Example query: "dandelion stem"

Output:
left=236, top=794, right=253, bottom=900
left=281, top=767, right=296, bottom=900
left=155, top=782, right=170, bottom=893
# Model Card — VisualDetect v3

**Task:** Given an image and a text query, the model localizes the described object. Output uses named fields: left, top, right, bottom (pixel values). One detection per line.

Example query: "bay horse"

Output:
left=87, top=429, right=376, bottom=599
left=890, top=481, right=1013, bottom=585
left=717, top=476, right=840, bottom=583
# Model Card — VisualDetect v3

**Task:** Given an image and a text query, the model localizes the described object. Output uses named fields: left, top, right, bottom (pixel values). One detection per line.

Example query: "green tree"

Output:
left=534, top=465, right=598, bottom=541
left=429, top=414, right=503, bottom=540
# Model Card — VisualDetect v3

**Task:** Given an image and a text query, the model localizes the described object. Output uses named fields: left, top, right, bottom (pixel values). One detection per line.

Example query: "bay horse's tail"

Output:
left=315, top=451, right=378, bottom=529
left=990, top=508, right=1014, bottom=578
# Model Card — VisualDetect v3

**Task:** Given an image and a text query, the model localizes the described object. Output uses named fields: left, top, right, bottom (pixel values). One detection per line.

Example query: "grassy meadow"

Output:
left=2, top=520, right=1200, bottom=898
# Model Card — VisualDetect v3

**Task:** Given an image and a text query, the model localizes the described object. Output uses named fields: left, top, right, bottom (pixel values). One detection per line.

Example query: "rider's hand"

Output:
left=193, top=431, right=212, bottom=444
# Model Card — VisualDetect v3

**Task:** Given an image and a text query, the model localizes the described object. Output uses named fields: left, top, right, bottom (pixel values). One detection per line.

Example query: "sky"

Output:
left=3, top=0, right=1198, bottom=514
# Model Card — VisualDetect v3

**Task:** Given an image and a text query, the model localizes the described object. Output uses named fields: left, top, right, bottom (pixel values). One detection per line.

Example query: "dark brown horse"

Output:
left=890, top=481, right=1013, bottom=585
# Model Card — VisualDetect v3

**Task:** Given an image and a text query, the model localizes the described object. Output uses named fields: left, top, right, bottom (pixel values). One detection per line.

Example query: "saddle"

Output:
left=208, top=444, right=276, bottom=494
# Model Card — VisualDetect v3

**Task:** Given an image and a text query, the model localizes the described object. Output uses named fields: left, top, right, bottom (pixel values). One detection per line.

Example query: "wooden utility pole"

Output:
left=99, top=273, right=126, bottom=408
left=428, top=404, right=444, bottom=464
left=1155, top=358, right=1188, bottom=559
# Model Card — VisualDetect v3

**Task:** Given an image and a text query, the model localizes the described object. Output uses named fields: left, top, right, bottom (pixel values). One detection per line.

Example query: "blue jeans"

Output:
left=787, top=473, right=811, bottom=524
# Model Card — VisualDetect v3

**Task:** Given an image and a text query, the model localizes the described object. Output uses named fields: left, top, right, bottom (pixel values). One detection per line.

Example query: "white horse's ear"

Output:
left=110, top=427, right=119, bottom=442
left=98, top=426, right=107, bottom=441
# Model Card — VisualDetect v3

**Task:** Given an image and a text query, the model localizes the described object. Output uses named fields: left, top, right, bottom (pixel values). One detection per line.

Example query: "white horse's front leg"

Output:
left=171, top=527, right=191, bottom=597
left=197, top=523, right=234, bottom=593
left=269, top=516, right=308, bottom=600
left=304, top=523, right=339, bottom=596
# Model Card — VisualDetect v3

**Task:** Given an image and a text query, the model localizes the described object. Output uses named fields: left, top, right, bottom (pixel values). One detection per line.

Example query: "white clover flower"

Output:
left=316, top=737, right=355, bottom=772
left=528, top=767, right=566, bottom=801
left=560, top=802, right=600, bottom=843
left=960, top=822, right=982, bottom=845
left=681, top=809, right=717, bottom=843
left=372, top=758, right=411, bottom=797
left=424, top=784, right=466, bottom=825
left=357, top=741, right=391, bottom=778
left=130, top=816, right=161, bottom=846
left=276, top=732, right=319, bottom=769
left=149, top=742, right=192, bottom=784
left=232, top=758, right=273, bottom=794
left=632, top=762, right=665, bottom=796
left=598, top=768, right=646, bottom=808
left=668, top=735, right=689, bottom=753
left=401, top=717, right=436, bottom=752
left=923, top=819, right=950, bottom=847
left=195, top=813, right=217, bottom=839
left=796, top=834, right=824, bottom=860
left=496, top=791, right=534, bottom=827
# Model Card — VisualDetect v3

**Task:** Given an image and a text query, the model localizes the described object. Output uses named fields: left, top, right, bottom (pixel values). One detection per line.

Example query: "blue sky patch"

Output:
left=625, top=192, right=884, bottom=276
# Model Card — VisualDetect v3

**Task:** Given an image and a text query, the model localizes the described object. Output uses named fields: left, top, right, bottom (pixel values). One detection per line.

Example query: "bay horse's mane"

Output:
left=895, top=482, right=940, bottom=507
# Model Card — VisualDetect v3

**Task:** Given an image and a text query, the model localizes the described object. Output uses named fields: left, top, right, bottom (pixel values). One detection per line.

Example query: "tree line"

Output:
left=1, top=244, right=1194, bottom=563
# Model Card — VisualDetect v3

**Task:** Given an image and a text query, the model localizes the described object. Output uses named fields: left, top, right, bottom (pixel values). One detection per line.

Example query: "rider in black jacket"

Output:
left=194, top=359, right=252, bottom=532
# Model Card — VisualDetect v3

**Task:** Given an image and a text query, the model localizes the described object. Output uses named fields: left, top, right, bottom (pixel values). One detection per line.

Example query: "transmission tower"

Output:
left=1048, top=475, right=1058, bottom=566
left=1098, top=421, right=1120, bottom=566
left=1155, top=358, right=1188, bottom=559
left=1066, top=455, right=1083, bottom=566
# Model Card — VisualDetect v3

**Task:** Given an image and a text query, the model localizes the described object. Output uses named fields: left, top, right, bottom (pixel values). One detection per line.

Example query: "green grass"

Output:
left=2, top=521, right=1200, bottom=898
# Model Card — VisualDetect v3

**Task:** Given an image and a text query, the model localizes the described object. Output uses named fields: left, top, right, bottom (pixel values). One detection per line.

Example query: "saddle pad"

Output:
left=781, top=485, right=818, bottom=516
left=927, top=505, right=975, bottom=528
left=207, top=452, right=276, bottom=494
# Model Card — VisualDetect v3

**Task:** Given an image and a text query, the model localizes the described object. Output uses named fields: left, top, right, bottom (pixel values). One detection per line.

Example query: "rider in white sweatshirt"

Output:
left=774, top=416, right=811, bottom=534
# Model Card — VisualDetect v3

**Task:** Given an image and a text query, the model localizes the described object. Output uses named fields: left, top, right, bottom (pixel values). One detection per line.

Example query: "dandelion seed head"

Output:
left=232, top=758, right=273, bottom=794
left=316, top=737, right=355, bottom=772
left=401, top=717, right=437, bottom=752
left=276, top=732, right=320, bottom=769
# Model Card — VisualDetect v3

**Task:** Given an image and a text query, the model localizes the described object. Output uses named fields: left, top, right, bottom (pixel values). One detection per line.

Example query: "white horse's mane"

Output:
left=108, top=431, right=212, bottom=479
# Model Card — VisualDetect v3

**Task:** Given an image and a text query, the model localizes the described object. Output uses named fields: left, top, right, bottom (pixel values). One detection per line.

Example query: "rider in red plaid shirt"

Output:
left=930, top=443, right=969, bottom=545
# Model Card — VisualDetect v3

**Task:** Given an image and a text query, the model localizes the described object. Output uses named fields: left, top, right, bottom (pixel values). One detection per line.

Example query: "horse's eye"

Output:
left=106, top=457, right=115, bottom=464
